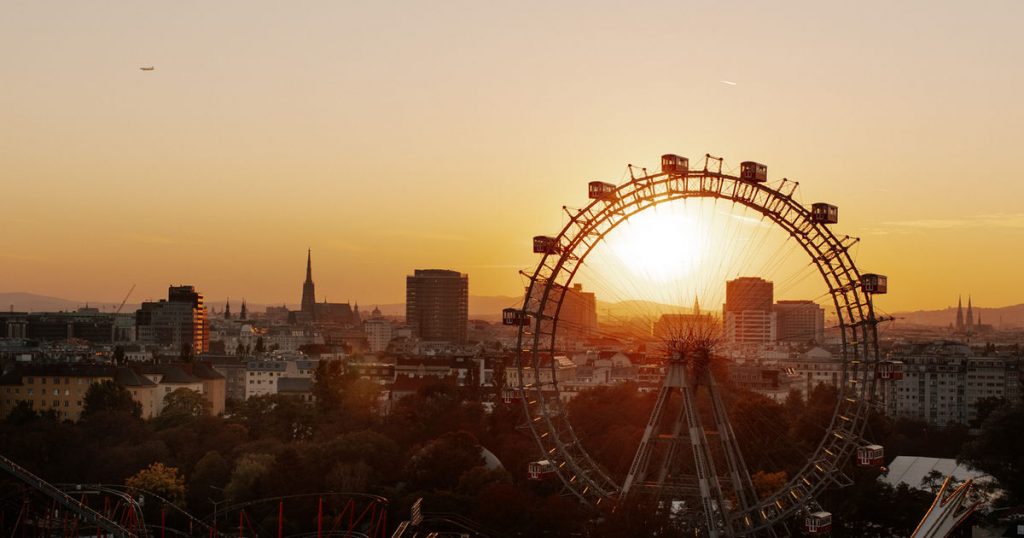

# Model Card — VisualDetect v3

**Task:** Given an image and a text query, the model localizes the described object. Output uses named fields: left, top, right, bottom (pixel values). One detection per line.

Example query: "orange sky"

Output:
left=2, top=1, right=1023, bottom=312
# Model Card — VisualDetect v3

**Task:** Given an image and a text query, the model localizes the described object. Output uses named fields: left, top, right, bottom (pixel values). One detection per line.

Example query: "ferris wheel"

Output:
left=504, top=153, right=894, bottom=536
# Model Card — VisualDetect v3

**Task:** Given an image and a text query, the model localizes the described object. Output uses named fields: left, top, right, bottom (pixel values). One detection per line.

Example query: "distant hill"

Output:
left=891, top=304, right=1024, bottom=328
left=0, top=292, right=138, bottom=313
left=0, top=292, right=524, bottom=321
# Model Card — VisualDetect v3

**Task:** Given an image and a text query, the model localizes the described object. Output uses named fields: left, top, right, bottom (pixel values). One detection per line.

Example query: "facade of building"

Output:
left=244, top=359, right=317, bottom=399
left=724, top=277, right=776, bottom=345
left=136, top=285, right=210, bottom=353
left=774, top=300, right=825, bottom=343
left=0, top=362, right=223, bottom=420
left=406, top=269, right=469, bottom=343
left=890, top=341, right=1022, bottom=426
left=0, top=310, right=134, bottom=343
left=364, top=318, right=394, bottom=353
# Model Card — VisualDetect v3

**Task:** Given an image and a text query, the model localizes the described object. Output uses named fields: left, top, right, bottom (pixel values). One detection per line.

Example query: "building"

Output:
left=136, top=285, right=210, bottom=353
left=364, top=318, right=394, bottom=353
left=774, top=300, right=825, bottom=343
left=724, top=277, right=776, bottom=345
left=0, top=362, right=223, bottom=420
left=244, top=359, right=318, bottom=399
left=406, top=269, right=469, bottom=343
left=296, top=251, right=358, bottom=325
left=0, top=309, right=134, bottom=343
left=890, top=341, right=1022, bottom=426
left=558, top=284, right=598, bottom=338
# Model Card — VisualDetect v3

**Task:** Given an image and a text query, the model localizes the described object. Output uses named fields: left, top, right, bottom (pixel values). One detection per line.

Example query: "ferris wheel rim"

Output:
left=512, top=165, right=882, bottom=533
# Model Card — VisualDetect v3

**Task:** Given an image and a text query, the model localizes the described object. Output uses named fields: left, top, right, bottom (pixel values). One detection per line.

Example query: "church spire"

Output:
left=224, top=298, right=232, bottom=320
left=966, top=296, right=974, bottom=329
left=240, top=298, right=248, bottom=321
left=955, top=295, right=964, bottom=331
left=301, top=249, right=316, bottom=318
left=692, top=295, right=701, bottom=316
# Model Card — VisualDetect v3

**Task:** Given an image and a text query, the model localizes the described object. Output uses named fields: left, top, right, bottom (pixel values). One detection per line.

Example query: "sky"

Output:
left=2, top=1, right=1023, bottom=312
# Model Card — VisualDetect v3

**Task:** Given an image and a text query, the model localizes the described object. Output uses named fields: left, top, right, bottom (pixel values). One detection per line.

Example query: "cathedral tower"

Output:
left=301, top=249, right=316, bottom=318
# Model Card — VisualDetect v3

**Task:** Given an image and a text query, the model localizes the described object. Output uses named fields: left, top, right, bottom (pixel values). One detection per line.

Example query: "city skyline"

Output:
left=4, top=1, right=1024, bottom=311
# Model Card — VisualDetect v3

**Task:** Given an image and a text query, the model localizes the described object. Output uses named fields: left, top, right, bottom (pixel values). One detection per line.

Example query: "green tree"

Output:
left=4, top=400, right=39, bottom=425
left=83, top=380, right=142, bottom=419
left=961, top=402, right=1024, bottom=502
left=313, top=360, right=346, bottom=415
left=224, top=453, right=275, bottom=503
left=163, top=388, right=211, bottom=417
left=126, top=462, right=186, bottom=507
left=405, top=430, right=485, bottom=490
left=254, top=336, right=265, bottom=354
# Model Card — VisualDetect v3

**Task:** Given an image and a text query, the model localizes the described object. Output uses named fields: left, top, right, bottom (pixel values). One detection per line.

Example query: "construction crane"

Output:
left=110, top=284, right=136, bottom=345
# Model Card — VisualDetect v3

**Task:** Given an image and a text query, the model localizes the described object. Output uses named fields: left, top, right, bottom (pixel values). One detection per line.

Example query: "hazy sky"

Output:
left=3, top=1, right=1023, bottom=311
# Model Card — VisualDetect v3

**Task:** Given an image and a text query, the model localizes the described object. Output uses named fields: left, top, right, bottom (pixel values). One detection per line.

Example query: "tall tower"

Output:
left=966, top=296, right=974, bottom=329
left=301, top=249, right=316, bottom=318
left=955, top=296, right=964, bottom=331
left=224, top=298, right=232, bottom=320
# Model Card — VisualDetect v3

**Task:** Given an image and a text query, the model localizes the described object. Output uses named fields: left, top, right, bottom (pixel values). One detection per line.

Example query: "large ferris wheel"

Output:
left=505, top=153, right=894, bottom=536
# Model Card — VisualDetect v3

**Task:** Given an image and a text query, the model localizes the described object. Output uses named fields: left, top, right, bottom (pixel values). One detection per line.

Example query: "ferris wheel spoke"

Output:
left=513, top=153, right=887, bottom=535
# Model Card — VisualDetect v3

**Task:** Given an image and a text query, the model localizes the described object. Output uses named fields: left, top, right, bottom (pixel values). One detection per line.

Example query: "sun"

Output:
left=603, top=206, right=706, bottom=283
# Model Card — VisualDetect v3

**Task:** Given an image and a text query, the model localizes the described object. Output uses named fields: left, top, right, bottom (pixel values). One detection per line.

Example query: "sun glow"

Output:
left=605, top=208, right=706, bottom=283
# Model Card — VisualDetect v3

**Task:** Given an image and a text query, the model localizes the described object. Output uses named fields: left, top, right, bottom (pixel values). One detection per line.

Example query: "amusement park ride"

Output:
left=504, top=152, right=915, bottom=536
left=0, top=152, right=981, bottom=538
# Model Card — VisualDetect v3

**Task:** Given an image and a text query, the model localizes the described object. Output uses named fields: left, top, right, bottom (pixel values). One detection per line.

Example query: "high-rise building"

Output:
left=406, top=269, right=469, bottom=343
left=723, top=277, right=775, bottom=345
left=525, top=283, right=597, bottom=340
left=774, top=300, right=825, bottom=343
left=301, top=249, right=316, bottom=318
left=136, top=285, right=210, bottom=353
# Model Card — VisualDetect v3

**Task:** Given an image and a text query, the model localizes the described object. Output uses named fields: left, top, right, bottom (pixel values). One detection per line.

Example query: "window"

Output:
left=27, top=389, right=33, bottom=396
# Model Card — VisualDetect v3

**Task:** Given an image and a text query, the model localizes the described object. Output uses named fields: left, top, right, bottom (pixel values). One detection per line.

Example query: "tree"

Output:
left=961, top=402, right=1024, bottom=503
left=161, top=388, right=211, bottom=419
left=4, top=400, right=39, bottom=425
left=254, top=336, right=265, bottom=354
left=224, top=453, right=275, bottom=503
left=405, top=431, right=485, bottom=491
left=113, top=345, right=126, bottom=365
left=313, top=360, right=346, bottom=415
left=83, top=380, right=142, bottom=419
left=180, top=343, right=194, bottom=363
left=126, top=462, right=186, bottom=507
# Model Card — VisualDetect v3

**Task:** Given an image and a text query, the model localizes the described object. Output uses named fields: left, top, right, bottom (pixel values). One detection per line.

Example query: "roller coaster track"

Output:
left=0, top=451, right=137, bottom=538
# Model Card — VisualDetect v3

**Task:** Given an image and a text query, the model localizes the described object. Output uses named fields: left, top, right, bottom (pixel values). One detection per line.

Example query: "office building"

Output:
left=406, top=269, right=469, bottom=343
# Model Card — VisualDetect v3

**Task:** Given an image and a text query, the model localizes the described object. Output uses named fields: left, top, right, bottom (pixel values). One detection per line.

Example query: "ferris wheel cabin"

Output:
left=502, top=308, right=529, bottom=326
left=876, top=360, right=904, bottom=381
left=528, top=460, right=557, bottom=481
left=860, top=273, right=888, bottom=294
left=740, top=161, right=768, bottom=182
left=857, top=444, right=885, bottom=468
left=588, top=181, right=617, bottom=200
left=804, top=512, right=833, bottom=534
left=661, top=154, right=689, bottom=176
left=533, top=236, right=561, bottom=254
left=811, top=203, right=839, bottom=224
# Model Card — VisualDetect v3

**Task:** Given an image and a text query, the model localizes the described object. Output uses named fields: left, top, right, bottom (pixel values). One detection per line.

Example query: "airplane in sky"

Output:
left=140, top=66, right=155, bottom=71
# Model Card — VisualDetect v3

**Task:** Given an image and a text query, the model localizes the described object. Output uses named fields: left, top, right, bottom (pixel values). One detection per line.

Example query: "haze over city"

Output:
left=4, top=1, right=1024, bottom=311
left=3, top=3, right=1024, bottom=538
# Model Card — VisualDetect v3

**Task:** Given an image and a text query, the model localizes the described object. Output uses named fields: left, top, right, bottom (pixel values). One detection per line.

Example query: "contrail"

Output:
left=719, top=80, right=737, bottom=86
